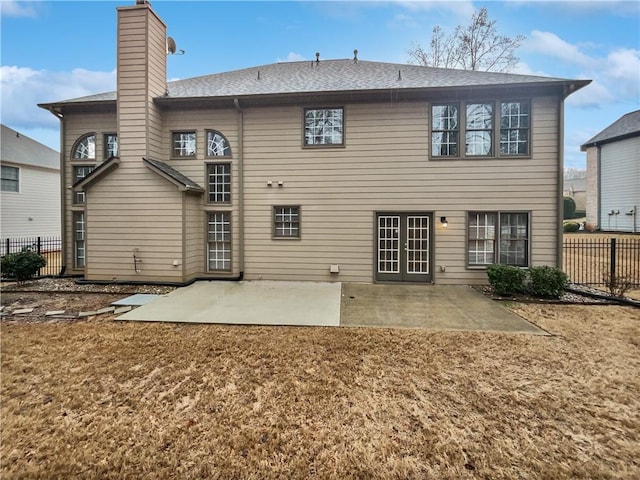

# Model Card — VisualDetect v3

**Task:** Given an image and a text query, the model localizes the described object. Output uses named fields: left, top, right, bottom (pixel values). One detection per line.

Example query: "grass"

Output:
left=2, top=303, right=639, bottom=479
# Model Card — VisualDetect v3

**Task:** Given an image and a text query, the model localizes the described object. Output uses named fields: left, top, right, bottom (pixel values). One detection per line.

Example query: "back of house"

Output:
left=39, top=1, right=589, bottom=285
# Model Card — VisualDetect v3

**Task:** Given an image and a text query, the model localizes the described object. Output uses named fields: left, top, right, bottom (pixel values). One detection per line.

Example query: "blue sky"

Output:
left=1, top=0, right=639, bottom=169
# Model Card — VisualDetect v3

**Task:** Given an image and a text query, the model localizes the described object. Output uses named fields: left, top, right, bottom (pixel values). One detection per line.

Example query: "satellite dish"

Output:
left=166, top=37, right=177, bottom=55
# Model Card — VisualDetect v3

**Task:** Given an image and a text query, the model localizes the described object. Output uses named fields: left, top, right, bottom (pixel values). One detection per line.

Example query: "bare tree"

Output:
left=408, top=8, right=524, bottom=72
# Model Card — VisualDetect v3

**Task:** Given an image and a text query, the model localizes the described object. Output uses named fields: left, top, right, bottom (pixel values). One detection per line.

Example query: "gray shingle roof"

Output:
left=582, top=110, right=640, bottom=148
left=143, top=157, right=203, bottom=192
left=0, top=124, right=59, bottom=170
left=41, top=59, right=587, bottom=107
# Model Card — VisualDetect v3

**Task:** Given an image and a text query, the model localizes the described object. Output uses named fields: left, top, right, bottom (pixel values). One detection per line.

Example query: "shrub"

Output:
left=527, top=266, right=568, bottom=299
left=1, top=250, right=47, bottom=282
left=486, top=264, right=526, bottom=296
left=563, top=221, right=580, bottom=232
left=563, top=196, right=576, bottom=220
left=602, top=272, right=634, bottom=298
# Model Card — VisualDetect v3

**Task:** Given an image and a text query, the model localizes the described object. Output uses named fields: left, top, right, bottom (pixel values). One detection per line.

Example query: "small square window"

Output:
left=172, top=131, right=196, bottom=157
left=1, top=165, right=19, bottom=192
left=274, top=206, right=300, bottom=238
left=304, top=108, right=344, bottom=146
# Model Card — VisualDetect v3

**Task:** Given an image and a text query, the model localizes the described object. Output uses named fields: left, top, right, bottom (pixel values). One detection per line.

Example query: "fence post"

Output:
left=609, top=238, right=617, bottom=291
left=5, top=238, right=9, bottom=256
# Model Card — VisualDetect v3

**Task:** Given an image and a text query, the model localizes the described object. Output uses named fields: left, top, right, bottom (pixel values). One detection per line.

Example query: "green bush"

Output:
left=1, top=250, right=47, bottom=282
left=486, top=264, right=526, bottom=296
left=563, top=221, right=580, bottom=232
left=563, top=196, right=576, bottom=220
left=527, top=266, right=568, bottom=299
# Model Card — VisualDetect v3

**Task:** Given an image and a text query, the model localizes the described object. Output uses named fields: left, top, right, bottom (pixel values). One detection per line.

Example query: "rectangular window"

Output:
left=104, top=134, right=119, bottom=159
left=207, top=163, right=231, bottom=203
left=1, top=165, right=19, bottom=192
left=465, top=103, right=493, bottom=156
left=74, top=211, right=86, bottom=268
left=172, top=131, right=196, bottom=157
left=207, top=212, right=231, bottom=271
left=274, top=206, right=300, bottom=238
left=304, top=108, right=344, bottom=146
left=73, top=166, right=95, bottom=204
left=468, top=212, right=529, bottom=267
left=431, top=104, right=459, bottom=157
left=500, top=102, right=530, bottom=155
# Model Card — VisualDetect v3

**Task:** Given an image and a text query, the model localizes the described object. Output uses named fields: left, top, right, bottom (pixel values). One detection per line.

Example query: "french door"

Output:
left=376, top=212, right=433, bottom=282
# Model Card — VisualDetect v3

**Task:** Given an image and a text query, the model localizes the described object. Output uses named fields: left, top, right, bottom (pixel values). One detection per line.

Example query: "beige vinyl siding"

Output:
left=63, top=112, right=117, bottom=274
left=240, top=96, right=560, bottom=284
left=84, top=162, right=184, bottom=282
left=184, top=194, right=204, bottom=279
left=585, top=146, right=599, bottom=228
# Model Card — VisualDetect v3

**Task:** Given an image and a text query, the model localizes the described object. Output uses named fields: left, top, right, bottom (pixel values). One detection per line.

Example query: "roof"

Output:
left=39, top=59, right=590, bottom=109
left=0, top=124, right=59, bottom=170
left=143, top=157, right=203, bottom=193
left=581, top=110, right=640, bottom=149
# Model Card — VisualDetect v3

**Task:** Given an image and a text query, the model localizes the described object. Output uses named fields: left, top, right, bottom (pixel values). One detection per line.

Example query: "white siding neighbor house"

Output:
left=1, top=124, right=61, bottom=250
left=583, top=110, right=640, bottom=233
left=39, top=1, right=589, bottom=285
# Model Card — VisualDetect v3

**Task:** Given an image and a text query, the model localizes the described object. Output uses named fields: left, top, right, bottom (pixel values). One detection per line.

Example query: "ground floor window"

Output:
left=73, top=211, right=86, bottom=268
left=468, top=211, right=529, bottom=267
left=273, top=206, right=300, bottom=238
left=207, top=212, right=231, bottom=271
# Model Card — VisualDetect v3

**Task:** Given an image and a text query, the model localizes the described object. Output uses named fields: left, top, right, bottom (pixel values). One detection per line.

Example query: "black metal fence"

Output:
left=563, top=237, right=640, bottom=287
left=1, top=236, right=62, bottom=277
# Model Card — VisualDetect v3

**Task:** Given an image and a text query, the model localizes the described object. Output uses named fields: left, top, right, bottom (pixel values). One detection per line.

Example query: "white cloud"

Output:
left=277, top=52, right=306, bottom=63
left=525, top=30, right=596, bottom=68
left=0, top=0, right=43, bottom=17
left=1, top=65, right=116, bottom=130
left=398, top=1, right=476, bottom=18
left=512, top=61, right=548, bottom=77
left=603, top=48, right=640, bottom=100
left=565, top=80, right=614, bottom=108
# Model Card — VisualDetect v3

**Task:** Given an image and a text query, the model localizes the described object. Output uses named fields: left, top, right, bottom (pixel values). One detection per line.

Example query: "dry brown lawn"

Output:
left=2, top=303, right=639, bottom=479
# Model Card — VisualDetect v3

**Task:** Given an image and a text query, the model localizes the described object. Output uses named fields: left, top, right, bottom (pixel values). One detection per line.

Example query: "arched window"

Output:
left=72, top=133, right=96, bottom=160
left=206, top=130, right=231, bottom=157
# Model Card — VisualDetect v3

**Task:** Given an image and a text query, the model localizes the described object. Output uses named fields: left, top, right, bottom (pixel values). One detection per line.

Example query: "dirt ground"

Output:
left=1, top=280, right=639, bottom=479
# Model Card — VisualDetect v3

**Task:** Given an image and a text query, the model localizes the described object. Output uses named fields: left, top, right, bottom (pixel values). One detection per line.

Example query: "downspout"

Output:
left=556, top=92, right=566, bottom=269
left=597, top=146, right=602, bottom=231
left=233, top=98, right=245, bottom=279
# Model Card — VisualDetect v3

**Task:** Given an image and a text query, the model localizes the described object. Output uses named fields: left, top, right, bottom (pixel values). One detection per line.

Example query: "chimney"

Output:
left=116, top=1, right=167, bottom=162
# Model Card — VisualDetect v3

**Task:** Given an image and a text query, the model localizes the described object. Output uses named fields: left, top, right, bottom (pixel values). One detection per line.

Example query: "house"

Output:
left=582, top=110, right=640, bottom=233
left=1, top=124, right=60, bottom=252
left=38, top=1, right=589, bottom=285
left=563, top=176, right=586, bottom=215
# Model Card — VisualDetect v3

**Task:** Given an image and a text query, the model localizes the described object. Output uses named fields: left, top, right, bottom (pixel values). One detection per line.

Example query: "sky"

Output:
left=1, top=0, right=639, bottom=169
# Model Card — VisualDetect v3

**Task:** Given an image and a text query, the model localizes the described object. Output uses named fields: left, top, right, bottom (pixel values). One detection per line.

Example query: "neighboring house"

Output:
left=563, top=176, right=586, bottom=214
left=582, top=110, right=640, bottom=233
left=38, top=2, right=589, bottom=285
left=1, top=124, right=60, bottom=252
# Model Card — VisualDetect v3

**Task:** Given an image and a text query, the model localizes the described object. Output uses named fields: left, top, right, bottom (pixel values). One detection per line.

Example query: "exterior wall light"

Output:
left=440, top=216, right=448, bottom=228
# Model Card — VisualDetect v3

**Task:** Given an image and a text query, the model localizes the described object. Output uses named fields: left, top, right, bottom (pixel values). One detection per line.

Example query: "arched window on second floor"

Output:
left=206, top=130, right=231, bottom=157
left=72, top=133, right=96, bottom=160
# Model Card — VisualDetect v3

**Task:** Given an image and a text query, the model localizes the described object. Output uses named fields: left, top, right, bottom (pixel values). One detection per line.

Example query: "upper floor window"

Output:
left=304, top=108, right=344, bottom=146
left=73, top=165, right=95, bottom=204
left=206, top=131, right=231, bottom=157
left=72, top=134, right=96, bottom=160
left=104, top=134, right=119, bottom=159
left=1, top=165, right=19, bottom=192
left=172, top=131, right=196, bottom=157
left=430, top=101, right=530, bottom=158
left=431, top=105, right=459, bottom=157
left=207, top=163, right=231, bottom=203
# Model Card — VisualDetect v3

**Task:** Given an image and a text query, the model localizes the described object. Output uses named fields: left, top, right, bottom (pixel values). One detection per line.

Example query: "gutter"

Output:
left=234, top=98, right=245, bottom=279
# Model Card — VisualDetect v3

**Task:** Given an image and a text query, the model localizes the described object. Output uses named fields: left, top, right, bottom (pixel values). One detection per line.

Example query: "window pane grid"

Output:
left=74, top=212, right=86, bottom=268
left=407, top=216, right=429, bottom=274
left=207, top=212, right=231, bottom=271
left=1, top=166, right=19, bottom=192
left=500, top=102, right=529, bottom=155
left=468, top=212, right=528, bottom=267
left=104, top=134, right=119, bottom=158
left=73, top=134, right=96, bottom=160
left=304, top=108, right=343, bottom=145
left=465, top=103, right=493, bottom=156
left=274, top=206, right=300, bottom=237
left=172, top=132, right=196, bottom=157
left=431, top=105, right=459, bottom=157
left=207, top=163, right=231, bottom=203
left=73, top=166, right=95, bottom=204
left=377, top=216, right=399, bottom=273
left=207, top=131, right=231, bottom=157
